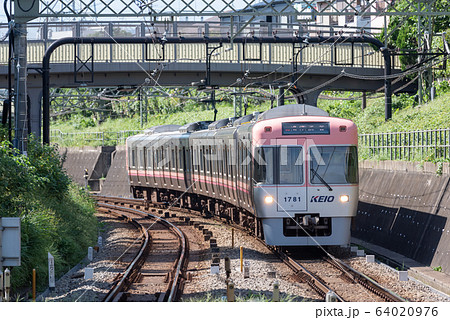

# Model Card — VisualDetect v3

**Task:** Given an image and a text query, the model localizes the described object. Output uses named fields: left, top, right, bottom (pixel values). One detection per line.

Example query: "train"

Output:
left=126, top=104, right=359, bottom=246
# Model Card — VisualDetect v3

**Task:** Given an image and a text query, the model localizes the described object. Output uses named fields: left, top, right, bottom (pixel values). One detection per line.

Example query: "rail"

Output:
left=97, top=198, right=188, bottom=302
left=359, top=128, right=450, bottom=162
left=325, top=257, right=406, bottom=302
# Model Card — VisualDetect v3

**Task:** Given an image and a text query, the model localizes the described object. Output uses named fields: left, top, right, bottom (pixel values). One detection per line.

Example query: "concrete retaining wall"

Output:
left=100, top=146, right=132, bottom=198
left=353, top=160, right=450, bottom=275
left=60, top=146, right=102, bottom=187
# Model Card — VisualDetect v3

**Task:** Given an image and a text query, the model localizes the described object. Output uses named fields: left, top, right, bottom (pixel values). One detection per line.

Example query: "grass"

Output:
left=52, top=102, right=270, bottom=134
left=181, top=290, right=311, bottom=302
left=318, top=91, right=450, bottom=134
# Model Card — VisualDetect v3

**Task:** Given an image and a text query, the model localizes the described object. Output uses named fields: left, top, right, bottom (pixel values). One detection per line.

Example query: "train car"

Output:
left=126, top=104, right=358, bottom=247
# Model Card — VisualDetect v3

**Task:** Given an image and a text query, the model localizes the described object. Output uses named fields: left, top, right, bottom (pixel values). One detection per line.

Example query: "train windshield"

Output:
left=310, top=146, right=358, bottom=184
left=279, top=146, right=303, bottom=184
left=254, top=147, right=275, bottom=184
left=254, top=146, right=304, bottom=184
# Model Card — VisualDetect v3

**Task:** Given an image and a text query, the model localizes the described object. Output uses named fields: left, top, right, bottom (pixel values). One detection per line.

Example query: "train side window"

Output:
left=221, top=146, right=225, bottom=176
left=206, top=146, right=211, bottom=173
left=138, top=148, right=145, bottom=169
left=164, top=149, right=170, bottom=170
left=254, top=147, right=274, bottom=184
left=131, top=149, right=136, bottom=168
left=279, top=146, right=303, bottom=184
left=228, top=147, right=233, bottom=178
left=211, top=146, right=214, bottom=174
left=225, top=146, right=229, bottom=177
left=156, top=148, right=162, bottom=169
left=179, top=147, right=184, bottom=171
left=199, top=147, right=204, bottom=172
left=147, top=149, right=152, bottom=169
left=192, top=146, right=196, bottom=172
left=172, top=148, right=177, bottom=171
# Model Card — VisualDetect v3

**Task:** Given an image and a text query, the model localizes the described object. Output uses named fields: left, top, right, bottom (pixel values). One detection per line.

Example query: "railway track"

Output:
left=96, top=197, right=188, bottom=302
left=277, top=251, right=406, bottom=302
left=94, top=195, right=406, bottom=302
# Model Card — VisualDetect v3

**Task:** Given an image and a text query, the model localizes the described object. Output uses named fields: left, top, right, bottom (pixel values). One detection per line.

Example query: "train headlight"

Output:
left=264, top=196, right=274, bottom=204
left=340, top=195, right=349, bottom=203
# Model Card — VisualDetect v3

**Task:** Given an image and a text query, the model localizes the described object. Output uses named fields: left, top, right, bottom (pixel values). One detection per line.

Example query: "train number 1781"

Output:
left=284, top=196, right=301, bottom=202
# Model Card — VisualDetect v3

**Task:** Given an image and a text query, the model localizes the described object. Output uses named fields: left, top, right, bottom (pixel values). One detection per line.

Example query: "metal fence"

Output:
left=359, top=129, right=450, bottom=161
left=52, top=128, right=450, bottom=162
left=50, top=129, right=142, bottom=147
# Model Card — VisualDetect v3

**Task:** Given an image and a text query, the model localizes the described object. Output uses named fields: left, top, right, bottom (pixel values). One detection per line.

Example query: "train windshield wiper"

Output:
left=310, top=167, right=333, bottom=191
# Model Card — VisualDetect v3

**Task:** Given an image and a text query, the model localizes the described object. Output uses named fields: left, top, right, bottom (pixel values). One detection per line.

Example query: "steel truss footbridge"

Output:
left=0, top=0, right=448, bottom=150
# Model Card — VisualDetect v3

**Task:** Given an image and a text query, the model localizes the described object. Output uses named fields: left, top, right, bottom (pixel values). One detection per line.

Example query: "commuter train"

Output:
left=126, top=104, right=359, bottom=246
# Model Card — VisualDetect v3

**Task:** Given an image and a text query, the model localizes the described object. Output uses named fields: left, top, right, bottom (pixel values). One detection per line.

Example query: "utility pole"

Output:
left=13, top=23, right=28, bottom=152
left=417, top=0, right=434, bottom=105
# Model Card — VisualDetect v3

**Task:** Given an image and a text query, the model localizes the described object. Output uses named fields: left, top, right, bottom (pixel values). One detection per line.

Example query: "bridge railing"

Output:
left=359, top=129, right=450, bottom=162
left=0, top=41, right=387, bottom=68
left=50, top=129, right=143, bottom=147
left=0, top=20, right=395, bottom=69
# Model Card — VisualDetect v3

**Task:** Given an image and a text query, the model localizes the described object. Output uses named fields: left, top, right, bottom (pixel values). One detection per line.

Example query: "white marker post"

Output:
left=84, top=268, right=94, bottom=280
left=0, top=224, right=2, bottom=302
left=4, top=268, right=10, bottom=302
left=48, top=252, right=55, bottom=291
left=0, top=271, right=3, bottom=302
left=88, top=247, right=94, bottom=261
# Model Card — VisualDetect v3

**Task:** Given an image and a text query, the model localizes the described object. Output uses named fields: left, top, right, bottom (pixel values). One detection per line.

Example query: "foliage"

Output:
left=432, top=266, right=443, bottom=272
left=378, top=0, right=450, bottom=74
left=0, top=140, right=97, bottom=292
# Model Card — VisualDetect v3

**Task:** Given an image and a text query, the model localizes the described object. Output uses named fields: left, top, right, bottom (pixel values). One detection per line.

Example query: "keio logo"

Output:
left=310, top=196, right=335, bottom=203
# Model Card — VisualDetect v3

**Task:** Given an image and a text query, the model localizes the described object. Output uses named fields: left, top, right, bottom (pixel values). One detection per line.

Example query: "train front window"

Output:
left=279, top=146, right=303, bottom=184
left=254, top=147, right=274, bottom=184
left=310, top=146, right=358, bottom=184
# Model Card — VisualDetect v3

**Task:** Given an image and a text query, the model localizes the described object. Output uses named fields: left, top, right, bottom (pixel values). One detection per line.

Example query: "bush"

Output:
left=0, top=140, right=97, bottom=293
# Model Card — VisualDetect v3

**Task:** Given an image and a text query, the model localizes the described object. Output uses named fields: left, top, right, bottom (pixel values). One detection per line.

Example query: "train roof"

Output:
left=208, top=117, right=237, bottom=130
left=143, top=124, right=181, bottom=134
left=257, top=104, right=329, bottom=121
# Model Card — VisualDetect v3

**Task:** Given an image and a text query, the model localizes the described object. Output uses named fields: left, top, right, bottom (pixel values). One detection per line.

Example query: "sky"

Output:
left=0, top=0, right=253, bottom=23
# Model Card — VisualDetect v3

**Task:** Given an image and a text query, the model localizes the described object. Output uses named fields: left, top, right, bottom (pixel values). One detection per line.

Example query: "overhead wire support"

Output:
left=42, top=35, right=393, bottom=145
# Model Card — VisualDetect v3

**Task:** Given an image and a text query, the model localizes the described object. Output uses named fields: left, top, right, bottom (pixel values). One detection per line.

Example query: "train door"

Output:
left=177, top=146, right=184, bottom=190
left=230, top=142, right=238, bottom=204
left=191, top=146, right=197, bottom=192
left=209, top=146, right=216, bottom=196
left=137, top=147, right=145, bottom=185
left=152, top=146, right=158, bottom=186
left=223, top=144, right=230, bottom=200
left=170, top=146, right=175, bottom=188
left=182, top=146, right=189, bottom=190
left=142, top=147, right=148, bottom=185
left=218, top=144, right=225, bottom=198
left=148, top=147, right=155, bottom=186
left=276, top=139, right=307, bottom=213
left=199, top=146, right=204, bottom=193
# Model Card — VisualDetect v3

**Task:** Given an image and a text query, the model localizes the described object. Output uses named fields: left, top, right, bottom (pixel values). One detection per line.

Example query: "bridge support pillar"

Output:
left=28, top=88, right=42, bottom=141
left=300, top=90, right=321, bottom=107
left=291, top=88, right=322, bottom=107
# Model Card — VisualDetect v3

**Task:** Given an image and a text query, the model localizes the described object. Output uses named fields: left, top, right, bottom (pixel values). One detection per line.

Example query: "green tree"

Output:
left=379, top=0, right=450, bottom=71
